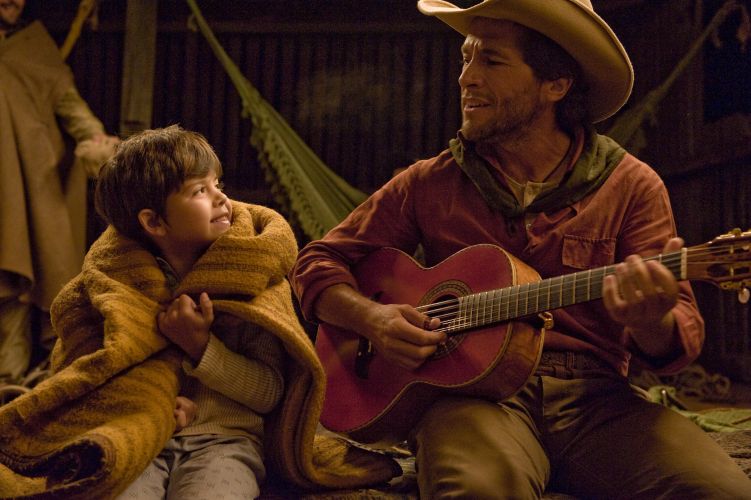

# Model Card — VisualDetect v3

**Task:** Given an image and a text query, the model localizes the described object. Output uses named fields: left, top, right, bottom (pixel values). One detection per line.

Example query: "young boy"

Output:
left=95, top=125, right=286, bottom=499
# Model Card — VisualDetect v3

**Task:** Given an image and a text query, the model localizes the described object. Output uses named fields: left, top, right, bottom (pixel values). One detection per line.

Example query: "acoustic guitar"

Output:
left=316, top=229, right=751, bottom=443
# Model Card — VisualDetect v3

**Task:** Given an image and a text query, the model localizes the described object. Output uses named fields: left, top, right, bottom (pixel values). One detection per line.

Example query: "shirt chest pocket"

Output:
left=561, top=234, right=616, bottom=270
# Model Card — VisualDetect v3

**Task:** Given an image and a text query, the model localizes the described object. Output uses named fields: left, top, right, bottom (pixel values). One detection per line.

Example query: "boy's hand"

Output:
left=158, top=292, right=213, bottom=362
left=174, top=396, right=197, bottom=432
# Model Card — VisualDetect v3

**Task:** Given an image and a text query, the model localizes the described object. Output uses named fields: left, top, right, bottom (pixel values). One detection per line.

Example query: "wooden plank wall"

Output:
left=149, top=27, right=463, bottom=196
left=51, top=0, right=465, bottom=203
left=611, top=0, right=751, bottom=381
left=37, top=0, right=751, bottom=381
left=119, top=0, right=157, bottom=136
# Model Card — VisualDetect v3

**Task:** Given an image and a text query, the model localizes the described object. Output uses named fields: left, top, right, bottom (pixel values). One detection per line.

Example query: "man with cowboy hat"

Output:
left=292, top=0, right=751, bottom=497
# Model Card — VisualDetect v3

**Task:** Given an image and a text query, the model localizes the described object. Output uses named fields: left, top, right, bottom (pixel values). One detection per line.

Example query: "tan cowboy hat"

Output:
left=417, top=0, right=634, bottom=123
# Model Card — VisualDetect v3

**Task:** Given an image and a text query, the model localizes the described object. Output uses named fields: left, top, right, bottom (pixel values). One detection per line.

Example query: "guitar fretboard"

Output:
left=441, top=249, right=686, bottom=334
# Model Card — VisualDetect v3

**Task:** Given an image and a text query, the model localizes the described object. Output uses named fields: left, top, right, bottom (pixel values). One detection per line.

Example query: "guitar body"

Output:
left=315, top=229, right=751, bottom=442
left=316, top=244, right=546, bottom=443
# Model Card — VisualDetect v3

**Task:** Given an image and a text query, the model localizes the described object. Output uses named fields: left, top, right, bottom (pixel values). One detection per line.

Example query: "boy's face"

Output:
left=160, top=170, right=232, bottom=253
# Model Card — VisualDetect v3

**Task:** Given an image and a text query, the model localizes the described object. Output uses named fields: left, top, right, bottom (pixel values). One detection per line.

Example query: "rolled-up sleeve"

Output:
left=291, top=171, right=421, bottom=321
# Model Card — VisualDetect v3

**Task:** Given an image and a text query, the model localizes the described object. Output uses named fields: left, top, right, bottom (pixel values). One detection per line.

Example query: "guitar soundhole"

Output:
left=419, top=280, right=471, bottom=360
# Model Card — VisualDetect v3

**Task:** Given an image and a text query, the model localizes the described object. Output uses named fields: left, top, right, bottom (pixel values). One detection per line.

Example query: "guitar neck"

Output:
left=447, top=249, right=686, bottom=333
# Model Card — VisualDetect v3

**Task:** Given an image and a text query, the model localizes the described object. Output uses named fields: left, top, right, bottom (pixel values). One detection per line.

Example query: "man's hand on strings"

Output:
left=360, top=302, right=444, bottom=371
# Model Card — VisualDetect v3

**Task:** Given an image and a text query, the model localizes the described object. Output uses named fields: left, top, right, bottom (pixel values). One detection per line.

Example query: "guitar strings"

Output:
left=413, top=244, right=748, bottom=334
left=415, top=242, right=743, bottom=323
left=429, top=245, right=748, bottom=333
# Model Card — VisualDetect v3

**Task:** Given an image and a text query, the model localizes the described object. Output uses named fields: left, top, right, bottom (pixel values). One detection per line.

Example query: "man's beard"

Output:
left=460, top=93, right=546, bottom=145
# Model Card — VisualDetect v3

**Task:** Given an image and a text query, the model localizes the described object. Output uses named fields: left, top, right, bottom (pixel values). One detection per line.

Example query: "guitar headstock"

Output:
left=686, top=228, right=751, bottom=302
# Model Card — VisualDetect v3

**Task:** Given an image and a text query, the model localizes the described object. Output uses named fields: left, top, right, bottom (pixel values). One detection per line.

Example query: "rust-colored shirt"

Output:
left=291, top=144, right=704, bottom=377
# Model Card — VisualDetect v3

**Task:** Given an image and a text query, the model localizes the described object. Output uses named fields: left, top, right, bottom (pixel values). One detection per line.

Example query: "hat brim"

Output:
left=417, top=0, right=633, bottom=123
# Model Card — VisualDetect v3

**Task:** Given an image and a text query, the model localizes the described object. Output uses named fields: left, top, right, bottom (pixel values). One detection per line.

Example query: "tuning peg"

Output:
left=739, top=287, right=750, bottom=304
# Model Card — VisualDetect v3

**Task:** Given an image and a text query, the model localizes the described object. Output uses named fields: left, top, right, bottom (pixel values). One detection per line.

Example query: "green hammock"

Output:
left=185, top=0, right=367, bottom=242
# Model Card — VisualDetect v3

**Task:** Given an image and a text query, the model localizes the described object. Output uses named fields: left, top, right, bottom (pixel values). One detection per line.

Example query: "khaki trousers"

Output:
left=409, top=359, right=751, bottom=499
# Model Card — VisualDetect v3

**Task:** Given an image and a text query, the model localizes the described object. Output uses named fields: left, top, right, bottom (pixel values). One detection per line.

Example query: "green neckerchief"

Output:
left=450, top=129, right=626, bottom=218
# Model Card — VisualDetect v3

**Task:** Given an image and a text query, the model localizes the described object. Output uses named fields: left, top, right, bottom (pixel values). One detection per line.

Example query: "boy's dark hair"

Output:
left=516, top=24, right=590, bottom=133
left=94, top=125, right=222, bottom=246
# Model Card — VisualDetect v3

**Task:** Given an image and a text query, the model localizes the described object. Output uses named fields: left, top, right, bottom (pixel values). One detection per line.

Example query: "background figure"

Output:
left=0, top=0, right=119, bottom=382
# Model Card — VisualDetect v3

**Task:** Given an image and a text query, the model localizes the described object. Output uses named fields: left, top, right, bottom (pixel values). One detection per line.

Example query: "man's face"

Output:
left=0, top=0, right=25, bottom=28
left=458, top=18, right=547, bottom=143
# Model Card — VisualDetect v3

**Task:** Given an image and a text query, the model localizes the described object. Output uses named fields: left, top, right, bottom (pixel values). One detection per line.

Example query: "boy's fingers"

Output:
left=178, top=294, right=197, bottom=311
left=200, top=292, right=214, bottom=322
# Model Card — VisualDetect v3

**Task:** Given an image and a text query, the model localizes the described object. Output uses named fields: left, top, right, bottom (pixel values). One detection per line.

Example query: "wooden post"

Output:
left=119, top=0, right=157, bottom=137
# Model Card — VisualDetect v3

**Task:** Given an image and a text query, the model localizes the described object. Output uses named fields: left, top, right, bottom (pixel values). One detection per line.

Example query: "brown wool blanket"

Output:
left=0, top=201, right=399, bottom=499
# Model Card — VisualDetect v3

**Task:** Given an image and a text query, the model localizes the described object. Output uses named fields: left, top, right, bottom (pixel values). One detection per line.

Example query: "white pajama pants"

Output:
left=116, top=434, right=266, bottom=500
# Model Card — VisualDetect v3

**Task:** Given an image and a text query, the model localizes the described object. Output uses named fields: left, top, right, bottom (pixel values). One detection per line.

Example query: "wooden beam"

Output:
left=119, top=0, right=157, bottom=137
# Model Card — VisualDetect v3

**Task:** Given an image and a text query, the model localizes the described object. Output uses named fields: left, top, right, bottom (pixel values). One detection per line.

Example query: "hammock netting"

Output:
left=185, top=0, right=367, bottom=242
